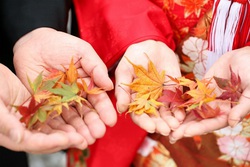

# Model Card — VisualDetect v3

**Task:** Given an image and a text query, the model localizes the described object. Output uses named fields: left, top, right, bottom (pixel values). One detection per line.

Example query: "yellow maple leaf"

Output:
left=124, top=56, right=165, bottom=100
left=168, top=75, right=197, bottom=90
left=33, top=90, right=52, bottom=103
left=127, top=94, right=163, bottom=116
left=183, top=79, right=216, bottom=110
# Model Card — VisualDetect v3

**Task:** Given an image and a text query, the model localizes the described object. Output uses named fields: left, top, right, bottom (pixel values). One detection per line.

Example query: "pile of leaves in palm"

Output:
left=123, top=54, right=243, bottom=119
left=14, top=58, right=103, bottom=128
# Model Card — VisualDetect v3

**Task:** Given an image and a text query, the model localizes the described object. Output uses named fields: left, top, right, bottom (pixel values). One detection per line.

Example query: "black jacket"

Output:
left=0, top=0, right=71, bottom=71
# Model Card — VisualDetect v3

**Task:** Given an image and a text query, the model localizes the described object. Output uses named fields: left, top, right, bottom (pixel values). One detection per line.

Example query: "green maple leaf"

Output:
left=28, top=72, right=43, bottom=94
left=49, top=82, right=86, bottom=104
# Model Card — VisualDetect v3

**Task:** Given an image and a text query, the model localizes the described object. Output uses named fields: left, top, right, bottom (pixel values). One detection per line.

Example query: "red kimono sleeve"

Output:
left=73, top=0, right=175, bottom=69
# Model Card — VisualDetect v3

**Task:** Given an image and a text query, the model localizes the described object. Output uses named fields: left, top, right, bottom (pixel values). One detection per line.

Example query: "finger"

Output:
left=159, top=107, right=180, bottom=131
left=33, top=123, right=54, bottom=134
left=131, top=113, right=156, bottom=133
left=84, top=111, right=106, bottom=138
left=62, top=107, right=95, bottom=145
left=78, top=43, right=113, bottom=90
left=172, top=108, right=186, bottom=123
left=170, top=112, right=228, bottom=142
left=87, top=92, right=117, bottom=127
left=115, top=60, right=134, bottom=113
left=47, top=116, right=76, bottom=132
left=46, top=116, right=88, bottom=148
left=0, top=131, right=69, bottom=154
left=169, top=113, right=199, bottom=143
left=152, top=117, right=171, bottom=136
left=228, top=87, right=250, bottom=127
left=76, top=103, right=106, bottom=138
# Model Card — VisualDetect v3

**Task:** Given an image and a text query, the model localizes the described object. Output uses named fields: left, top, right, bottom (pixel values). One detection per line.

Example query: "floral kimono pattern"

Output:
left=133, top=0, right=250, bottom=166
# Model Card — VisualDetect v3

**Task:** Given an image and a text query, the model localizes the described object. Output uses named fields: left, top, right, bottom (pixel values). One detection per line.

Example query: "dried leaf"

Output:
left=15, top=57, right=103, bottom=128
left=127, top=94, right=163, bottom=115
left=65, top=58, right=78, bottom=84
left=124, top=56, right=165, bottom=100
left=79, top=79, right=103, bottom=94
left=214, top=66, right=242, bottom=102
left=17, top=97, right=43, bottom=127
left=183, top=79, right=216, bottom=111
left=192, top=103, right=220, bottom=119
left=28, top=72, right=43, bottom=93
left=158, top=88, right=185, bottom=108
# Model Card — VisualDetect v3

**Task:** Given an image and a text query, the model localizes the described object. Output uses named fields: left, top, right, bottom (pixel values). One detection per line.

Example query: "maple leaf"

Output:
left=43, top=95, right=66, bottom=116
left=27, top=72, right=43, bottom=94
left=15, top=57, right=102, bottom=128
left=15, top=97, right=43, bottom=127
left=214, top=66, right=242, bottom=102
left=33, top=77, right=60, bottom=103
left=78, top=79, right=103, bottom=95
left=127, top=94, right=163, bottom=115
left=49, top=82, right=87, bottom=105
left=124, top=56, right=165, bottom=100
left=157, top=88, right=185, bottom=109
left=192, top=103, right=220, bottom=119
left=180, top=79, right=217, bottom=111
left=44, top=68, right=66, bottom=84
left=65, top=58, right=78, bottom=84
left=168, top=75, right=197, bottom=90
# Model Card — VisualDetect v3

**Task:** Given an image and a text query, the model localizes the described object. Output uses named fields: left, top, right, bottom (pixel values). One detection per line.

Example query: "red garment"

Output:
left=73, top=0, right=175, bottom=69
left=73, top=0, right=175, bottom=166
left=72, top=0, right=250, bottom=166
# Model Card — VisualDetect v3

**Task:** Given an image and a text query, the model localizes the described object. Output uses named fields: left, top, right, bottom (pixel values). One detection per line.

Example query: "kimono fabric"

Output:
left=67, top=0, right=250, bottom=166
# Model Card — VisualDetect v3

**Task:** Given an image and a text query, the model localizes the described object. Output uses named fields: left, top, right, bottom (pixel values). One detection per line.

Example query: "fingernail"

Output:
left=116, top=104, right=128, bottom=114
left=169, top=139, right=176, bottom=144
left=9, top=130, right=21, bottom=143
left=161, top=132, right=169, bottom=136
left=116, top=106, right=123, bottom=114
left=169, top=137, right=176, bottom=144
left=230, top=120, right=240, bottom=128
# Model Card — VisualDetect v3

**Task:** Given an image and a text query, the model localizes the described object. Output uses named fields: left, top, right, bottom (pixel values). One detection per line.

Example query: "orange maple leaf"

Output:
left=124, top=56, right=165, bottom=100
left=78, top=79, right=103, bottom=95
left=44, top=68, right=66, bottom=87
left=181, top=79, right=217, bottom=111
left=65, top=57, right=78, bottom=84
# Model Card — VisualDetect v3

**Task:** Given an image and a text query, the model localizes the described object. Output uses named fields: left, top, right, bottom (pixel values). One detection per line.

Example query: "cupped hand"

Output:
left=115, top=40, right=184, bottom=136
left=13, top=27, right=117, bottom=146
left=0, top=64, right=87, bottom=153
left=169, top=46, right=250, bottom=143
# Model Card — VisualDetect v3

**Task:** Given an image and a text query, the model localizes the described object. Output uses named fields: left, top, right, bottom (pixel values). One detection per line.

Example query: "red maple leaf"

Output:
left=17, top=97, right=42, bottom=125
left=158, top=88, right=185, bottom=109
left=214, top=66, right=242, bottom=102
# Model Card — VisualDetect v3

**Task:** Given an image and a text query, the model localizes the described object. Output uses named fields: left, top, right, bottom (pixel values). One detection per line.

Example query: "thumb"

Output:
left=228, top=88, right=250, bottom=127
left=78, top=43, right=113, bottom=91
left=0, top=101, right=24, bottom=143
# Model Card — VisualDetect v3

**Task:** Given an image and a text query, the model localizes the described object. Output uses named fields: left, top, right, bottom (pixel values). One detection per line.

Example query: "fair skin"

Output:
left=169, top=46, right=250, bottom=143
left=0, top=64, right=86, bottom=153
left=12, top=27, right=117, bottom=149
left=115, top=40, right=185, bottom=136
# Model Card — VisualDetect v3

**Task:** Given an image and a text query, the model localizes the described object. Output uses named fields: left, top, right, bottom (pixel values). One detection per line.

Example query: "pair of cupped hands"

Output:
left=1, top=28, right=249, bottom=154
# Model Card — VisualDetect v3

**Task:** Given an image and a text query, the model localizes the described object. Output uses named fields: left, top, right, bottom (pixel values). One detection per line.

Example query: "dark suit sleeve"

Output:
left=0, top=0, right=71, bottom=71
left=0, top=0, right=71, bottom=45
